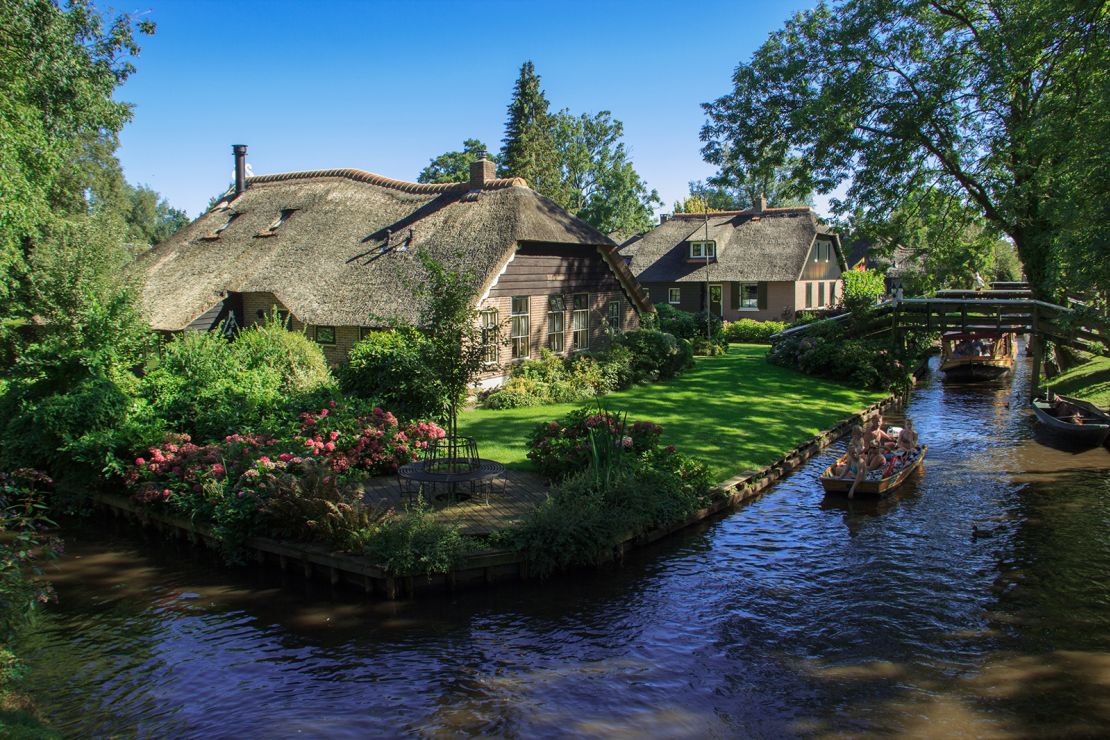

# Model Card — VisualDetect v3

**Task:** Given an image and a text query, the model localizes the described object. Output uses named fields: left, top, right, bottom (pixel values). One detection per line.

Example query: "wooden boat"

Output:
left=820, top=445, right=928, bottom=498
left=1031, top=395, right=1110, bottom=446
left=939, top=331, right=1015, bottom=382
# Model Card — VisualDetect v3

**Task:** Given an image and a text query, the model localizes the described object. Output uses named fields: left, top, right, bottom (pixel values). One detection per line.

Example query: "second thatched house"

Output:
left=620, top=199, right=845, bottom=322
left=137, top=147, right=651, bottom=382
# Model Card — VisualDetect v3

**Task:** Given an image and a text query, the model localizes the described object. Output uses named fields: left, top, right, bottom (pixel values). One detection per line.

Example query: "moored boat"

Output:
left=820, top=445, right=928, bottom=498
left=939, top=331, right=1015, bottom=382
left=1031, top=395, right=1110, bottom=446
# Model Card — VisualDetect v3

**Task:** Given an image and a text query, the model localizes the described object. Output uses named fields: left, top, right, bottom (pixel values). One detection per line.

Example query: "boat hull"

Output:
left=939, top=359, right=1013, bottom=382
left=1032, top=397, right=1110, bottom=446
left=820, top=445, right=928, bottom=498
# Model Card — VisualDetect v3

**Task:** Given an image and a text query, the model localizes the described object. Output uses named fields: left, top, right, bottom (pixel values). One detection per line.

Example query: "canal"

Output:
left=19, top=346, right=1110, bottom=737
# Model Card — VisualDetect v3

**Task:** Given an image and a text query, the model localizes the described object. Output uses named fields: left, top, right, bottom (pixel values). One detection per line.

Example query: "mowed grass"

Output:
left=458, top=344, right=887, bottom=482
left=1047, top=354, right=1110, bottom=409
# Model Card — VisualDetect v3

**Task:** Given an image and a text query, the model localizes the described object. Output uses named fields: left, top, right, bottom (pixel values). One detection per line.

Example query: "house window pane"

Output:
left=572, top=293, right=589, bottom=349
left=829, top=282, right=836, bottom=304
left=607, top=300, right=621, bottom=331
left=511, top=297, right=529, bottom=359
left=548, top=307, right=564, bottom=352
left=480, top=310, right=498, bottom=363
left=314, top=325, right=336, bottom=345
left=668, top=287, right=681, bottom=304
left=805, top=282, right=813, bottom=308
left=818, top=282, right=825, bottom=306
left=740, top=282, right=758, bottom=309
left=689, top=241, right=716, bottom=259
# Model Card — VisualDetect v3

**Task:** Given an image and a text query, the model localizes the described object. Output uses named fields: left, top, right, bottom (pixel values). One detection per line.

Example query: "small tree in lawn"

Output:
left=415, top=252, right=491, bottom=457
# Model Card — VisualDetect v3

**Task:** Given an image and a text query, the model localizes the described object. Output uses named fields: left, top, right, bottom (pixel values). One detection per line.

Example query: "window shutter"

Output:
left=730, top=282, right=740, bottom=308
left=757, top=282, right=768, bottom=310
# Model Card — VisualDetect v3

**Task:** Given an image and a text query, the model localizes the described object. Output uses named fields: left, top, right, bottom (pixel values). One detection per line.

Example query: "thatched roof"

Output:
left=620, top=208, right=837, bottom=283
left=136, top=168, right=649, bottom=331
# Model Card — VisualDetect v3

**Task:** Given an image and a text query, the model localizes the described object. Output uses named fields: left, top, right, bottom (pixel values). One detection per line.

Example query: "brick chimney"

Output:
left=469, top=157, right=496, bottom=190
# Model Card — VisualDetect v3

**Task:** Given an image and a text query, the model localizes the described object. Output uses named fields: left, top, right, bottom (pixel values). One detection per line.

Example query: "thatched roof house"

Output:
left=137, top=149, right=650, bottom=372
left=620, top=201, right=844, bottom=321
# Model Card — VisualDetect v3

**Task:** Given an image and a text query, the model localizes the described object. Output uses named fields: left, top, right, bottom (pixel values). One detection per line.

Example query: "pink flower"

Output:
left=304, top=439, right=315, bottom=448
left=319, top=409, right=329, bottom=418
left=135, top=457, right=146, bottom=466
left=328, top=431, right=339, bottom=441
left=278, top=452, right=293, bottom=462
left=328, top=400, right=337, bottom=408
left=210, top=463, right=225, bottom=477
left=324, top=441, right=336, bottom=452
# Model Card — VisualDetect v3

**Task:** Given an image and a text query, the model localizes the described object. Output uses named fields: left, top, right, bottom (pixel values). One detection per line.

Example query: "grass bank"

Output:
left=1048, top=354, right=1110, bottom=408
left=459, top=344, right=886, bottom=482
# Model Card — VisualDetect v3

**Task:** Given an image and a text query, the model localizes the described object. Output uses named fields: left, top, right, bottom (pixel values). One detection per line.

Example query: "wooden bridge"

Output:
left=776, top=286, right=1110, bottom=396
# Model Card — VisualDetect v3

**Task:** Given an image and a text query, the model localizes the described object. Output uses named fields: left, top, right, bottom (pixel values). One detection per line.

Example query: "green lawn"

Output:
left=1047, top=354, right=1110, bottom=409
left=458, top=344, right=887, bottom=482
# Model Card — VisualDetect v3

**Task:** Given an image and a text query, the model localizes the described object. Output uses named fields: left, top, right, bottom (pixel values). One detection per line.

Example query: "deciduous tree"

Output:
left=417, top=139, right=496, bottom=184
left=701, top=0, right=1108, bottom=299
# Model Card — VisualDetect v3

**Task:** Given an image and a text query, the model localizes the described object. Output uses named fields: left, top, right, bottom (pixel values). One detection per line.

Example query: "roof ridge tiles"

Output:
left=247, top=168, right=528, bottom=194
left=668, top=206, right=812, bottom=218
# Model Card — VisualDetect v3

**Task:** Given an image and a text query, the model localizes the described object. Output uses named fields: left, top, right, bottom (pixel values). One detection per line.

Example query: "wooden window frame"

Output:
left=572, top=293, right=589, bottom=350
left=314, top=325, right=336, bottom=345
left=818, top=281, right=825, bottom=306
left=805, top=282, right=813, bottom=308
left=607, top=300, right=621, bottom=331
left=510, top=296, right=530, bottom=360
left=668, top=287, right=681, bottom=305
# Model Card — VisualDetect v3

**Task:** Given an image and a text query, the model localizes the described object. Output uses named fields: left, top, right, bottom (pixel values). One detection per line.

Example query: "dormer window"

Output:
left=256, top=209, right=296, bottom=238
left=201, top=212, right=239, bottom=240
left=689, top=241, right=716, bottom=259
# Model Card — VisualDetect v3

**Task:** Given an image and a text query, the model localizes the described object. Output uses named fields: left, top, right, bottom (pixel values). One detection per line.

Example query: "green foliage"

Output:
left=512, top=445, right=712, bottom=579
left=653, top=302, right=724, bottom=342
left=417, top=138, right=495, bottom=184
left=552, top=109, right=662, bottom=236
left=723, top=318, right=786, bottom=344
left=0, top=470, right=59, bottom=643
left=526, top=407, right=664, bottom=482
left=611, top=329, right=695, bottom=383
left=483, top=350, right=627, bottom=409
left=840, top=269, right=886, bottom=313
left=342, top=328, right=442, bottom=420
left=362, top=504, right=469, bottom=576
left=498, top=61, right=659, bottom=236
left=258, top=458, right=386, bottom=551
left=700, top=0, right=1108, bottom=299
left=498, top=61, right=562, bottom=196
left=143, top=318, right=335, bottom=442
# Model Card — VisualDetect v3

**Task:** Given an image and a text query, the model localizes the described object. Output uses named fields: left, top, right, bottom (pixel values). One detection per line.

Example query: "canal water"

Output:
left=19, top=347, right=1110, bottom=737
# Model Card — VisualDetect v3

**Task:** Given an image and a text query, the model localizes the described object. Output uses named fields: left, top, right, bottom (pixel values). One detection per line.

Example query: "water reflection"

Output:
left=21, top=344, right=1110, bottom=737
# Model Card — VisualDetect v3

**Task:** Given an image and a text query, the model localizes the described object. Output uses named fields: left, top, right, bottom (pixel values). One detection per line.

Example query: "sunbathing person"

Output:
left=849, top=446, right=888, bottom=499
left=865, top=414, right=897, bottom=451
left=897, top=419, right=919, bottom=453
left=832, top=445, right=863, bottom=479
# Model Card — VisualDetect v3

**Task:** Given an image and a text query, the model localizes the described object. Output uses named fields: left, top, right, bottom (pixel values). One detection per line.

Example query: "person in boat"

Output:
left=849, top=445, right=888, bottom=499
left=831, top=444, right=862, bottom=479
left=865, top=414, right=897, bottom=451
left=953, top=339, right=972, bottom=357
left=971, top=338, right=986, bottom=356
left=897, top=419, right=919, bottom=453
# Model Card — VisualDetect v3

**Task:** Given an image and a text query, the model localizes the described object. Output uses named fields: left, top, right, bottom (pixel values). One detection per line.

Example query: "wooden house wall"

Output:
left=800, top=239, right=842, bottom=281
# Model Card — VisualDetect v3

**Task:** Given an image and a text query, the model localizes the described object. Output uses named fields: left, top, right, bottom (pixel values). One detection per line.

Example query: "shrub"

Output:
left=723, top=318, right=787, bottom=344
left=611, top=329, right=694, bottom=383
left=142, top=320, right=335, bottom=442
left=527, top=408, right=664, bottom=482
left=692, top=337, right=728, bottom=356
left=258, top=458, right=386, bottom=551
left=841, top=269, right=886, bottom=313
left=653, top=303, right=723, bottom=341
left=482, top=350, right=609, bottom=409
left=0, top=469, right=60, bottom=643
left=512, top=446, right=713, bottom=578
left=340, top=329, right=450, bottom=422
left=362, top=504, right=469, bottom=576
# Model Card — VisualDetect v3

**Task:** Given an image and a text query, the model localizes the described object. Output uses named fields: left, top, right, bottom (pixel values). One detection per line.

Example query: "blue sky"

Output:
left=114, top=0, right=819, bottom=218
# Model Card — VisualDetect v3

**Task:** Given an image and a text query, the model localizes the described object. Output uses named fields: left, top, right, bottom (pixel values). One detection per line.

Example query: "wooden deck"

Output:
left=361, top=469, right=550, bottom=535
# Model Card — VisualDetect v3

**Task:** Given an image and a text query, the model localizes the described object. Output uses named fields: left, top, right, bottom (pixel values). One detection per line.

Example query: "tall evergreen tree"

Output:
left=498, top=61, right=562, bottom=198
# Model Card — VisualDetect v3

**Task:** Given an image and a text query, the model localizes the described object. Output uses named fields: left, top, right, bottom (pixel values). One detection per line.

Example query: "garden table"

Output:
left=396, top=458, right=506, bottom=506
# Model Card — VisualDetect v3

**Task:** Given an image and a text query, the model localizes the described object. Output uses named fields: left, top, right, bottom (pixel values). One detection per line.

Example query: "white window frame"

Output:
left=689, top=240, right=716, bottom=259
left=547, top=295, right=565, bottom=352
left=511, top=296, right=529, bottom=360
left=668, top=287, right=681, bottom=304
left=607, top=300, right=621, bottom=331
left=480, top=309, right=499, bottom=364
left=572, top=293, right=590, bottom=350
left=738, top=282, right=759, bottom=311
